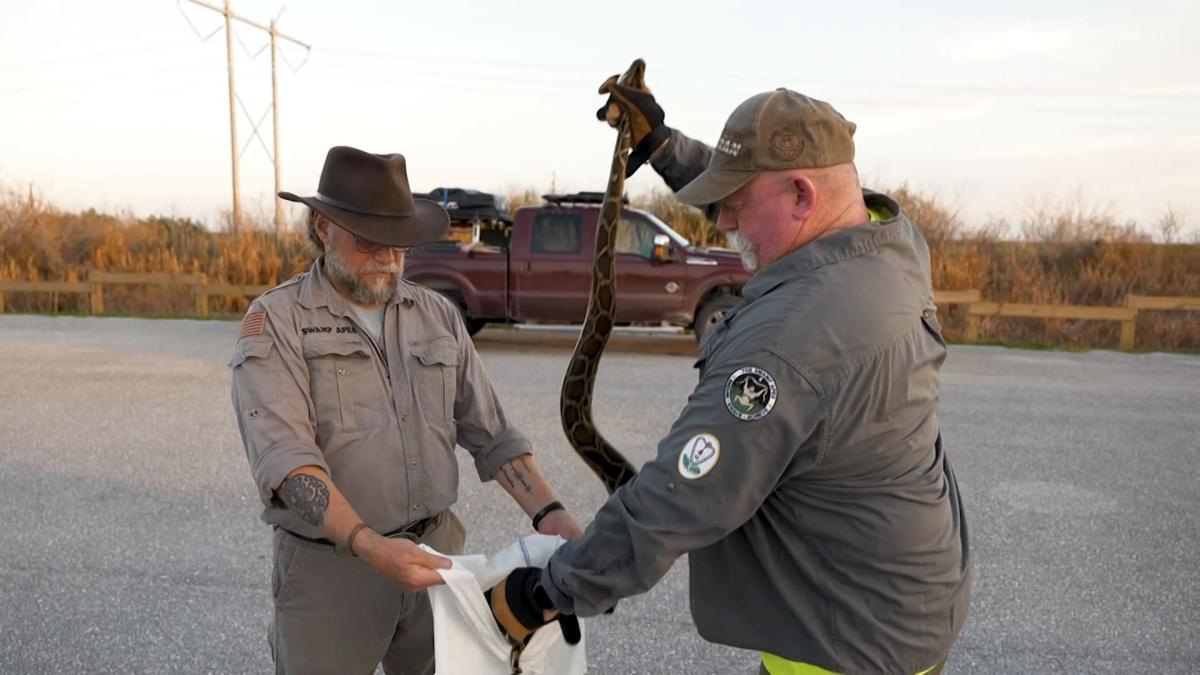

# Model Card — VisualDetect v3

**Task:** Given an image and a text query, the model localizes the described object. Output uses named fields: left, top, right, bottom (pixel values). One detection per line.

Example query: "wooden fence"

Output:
left=0, top=272, right=269, bottom=318
left=0, top=274, right=1195, bottom=350
left=933, top=290, right=1195, bottom=351
left=966, top=302, right=1138, bottom=350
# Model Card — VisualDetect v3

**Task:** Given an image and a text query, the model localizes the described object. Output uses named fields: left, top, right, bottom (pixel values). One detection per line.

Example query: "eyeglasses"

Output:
left=336, top=223, right=407, bottom=255
left=350, top=232, right=407, bottom=256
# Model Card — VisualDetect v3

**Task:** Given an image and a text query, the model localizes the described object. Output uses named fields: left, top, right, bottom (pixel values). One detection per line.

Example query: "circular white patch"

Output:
left=725, top=366, right=777, bottom=421
left=678, top=433, right=721, bottom=480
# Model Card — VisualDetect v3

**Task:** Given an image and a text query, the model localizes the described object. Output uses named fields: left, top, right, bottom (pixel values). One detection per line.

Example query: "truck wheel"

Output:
left=693, top=294, right=740, bottom=342
left=437, top=290, right=486, bottom=336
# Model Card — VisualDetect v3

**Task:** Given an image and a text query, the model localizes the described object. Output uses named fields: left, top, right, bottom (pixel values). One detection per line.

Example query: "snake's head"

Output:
left=618, top=58, right=647, bottom=90
left=600, top=58, right=650, bottom=127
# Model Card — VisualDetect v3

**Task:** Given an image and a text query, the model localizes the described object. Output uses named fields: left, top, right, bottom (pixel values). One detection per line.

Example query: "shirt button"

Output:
left=410, top=460, right=417, bottom=467
left=337, top=367, right=347, bottom=375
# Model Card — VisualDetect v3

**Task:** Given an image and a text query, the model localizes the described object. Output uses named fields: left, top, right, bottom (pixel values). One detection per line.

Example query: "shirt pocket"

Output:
left=304, top=337, right=387, bottom=433
left=409, top=335, right=460, bottom=429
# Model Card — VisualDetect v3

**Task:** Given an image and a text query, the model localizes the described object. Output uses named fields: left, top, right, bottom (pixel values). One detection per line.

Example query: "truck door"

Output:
left=511, top=210, right=591, bottom=322
left=613, top=212, right=685, bottom=322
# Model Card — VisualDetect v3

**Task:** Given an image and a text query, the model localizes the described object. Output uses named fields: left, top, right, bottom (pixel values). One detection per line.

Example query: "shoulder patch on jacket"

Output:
left=725, top=366, right=777, bottom=421
left=678, top=433, right=721, bottom=479
left=239, top=310, right=267, bottom=340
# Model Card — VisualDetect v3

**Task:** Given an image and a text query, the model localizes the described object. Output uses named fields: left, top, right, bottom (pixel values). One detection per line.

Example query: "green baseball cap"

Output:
left=675, top=88, right=857, bottom=206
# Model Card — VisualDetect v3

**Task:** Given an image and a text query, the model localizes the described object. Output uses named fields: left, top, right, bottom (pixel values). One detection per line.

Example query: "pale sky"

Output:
left=2, top=0, right=1197, bottom=237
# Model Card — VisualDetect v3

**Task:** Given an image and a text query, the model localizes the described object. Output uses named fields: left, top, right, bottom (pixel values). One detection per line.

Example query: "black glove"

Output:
left=485, top=567, right=581, bottom=646
left=596, top=77, right=671, bottom=177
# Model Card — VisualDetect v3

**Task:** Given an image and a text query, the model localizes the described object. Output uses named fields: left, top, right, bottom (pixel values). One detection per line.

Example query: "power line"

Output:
left=0, top=63, right=219, bottom=98
left=233, top=30, right=269, bottom=59
left=0, top=43, right=198, bottom=74
left=0, top=80, right=213, bottom=116
left=297, top=64, right=1198, bottom=130
left=182, top=0, right=310, bottom=235
left=316, top=45, right=1200, bottom=103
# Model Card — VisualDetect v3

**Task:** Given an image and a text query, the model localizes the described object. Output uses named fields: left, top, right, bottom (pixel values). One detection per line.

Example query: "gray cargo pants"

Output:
left=268, top=511, right=467, bottom=675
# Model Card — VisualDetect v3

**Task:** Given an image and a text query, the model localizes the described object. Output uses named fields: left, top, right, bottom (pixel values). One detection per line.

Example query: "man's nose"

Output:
left=716, top=205, right=736, bottom=232
left=373, top=247, right=405, bottom=263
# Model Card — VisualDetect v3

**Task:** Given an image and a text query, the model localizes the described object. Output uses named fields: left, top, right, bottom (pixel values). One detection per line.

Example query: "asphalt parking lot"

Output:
left=1, top=316, right=1197, bottom=673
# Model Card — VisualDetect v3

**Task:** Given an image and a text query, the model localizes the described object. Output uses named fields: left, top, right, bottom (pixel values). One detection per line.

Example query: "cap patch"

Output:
left=678, top=433, right=721, bottom=479
left=716, top=136, right=743, bottom=157
left=768, top=128, right=805, bottom=162
left=725, top=367, right=777, bottom=421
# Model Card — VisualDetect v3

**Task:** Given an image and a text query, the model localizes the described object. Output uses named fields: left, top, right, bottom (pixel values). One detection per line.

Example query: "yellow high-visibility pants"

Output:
left=761, top=653, right=944, bottom=675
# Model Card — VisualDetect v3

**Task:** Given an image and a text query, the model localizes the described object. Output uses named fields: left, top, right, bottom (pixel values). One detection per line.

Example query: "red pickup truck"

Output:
left=405, top=192, right=751, bottom=340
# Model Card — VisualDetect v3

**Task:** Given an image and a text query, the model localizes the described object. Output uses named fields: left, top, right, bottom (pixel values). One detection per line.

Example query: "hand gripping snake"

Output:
left=558, top=59, right=646, bottom=495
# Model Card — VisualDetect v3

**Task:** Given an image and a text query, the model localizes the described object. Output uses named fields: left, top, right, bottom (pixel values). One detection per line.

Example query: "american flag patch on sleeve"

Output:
left=239, top=310, right=267, bottom=339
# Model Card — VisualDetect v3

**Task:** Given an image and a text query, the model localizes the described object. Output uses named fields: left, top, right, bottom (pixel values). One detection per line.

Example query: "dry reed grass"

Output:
left=1, top=184, right=1196, bottom=350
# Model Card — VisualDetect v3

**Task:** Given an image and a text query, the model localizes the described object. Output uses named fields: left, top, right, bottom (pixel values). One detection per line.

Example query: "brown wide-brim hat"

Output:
left=675, top=89, right=856, bottom=206
left=280, top=146, right=449, bottom=247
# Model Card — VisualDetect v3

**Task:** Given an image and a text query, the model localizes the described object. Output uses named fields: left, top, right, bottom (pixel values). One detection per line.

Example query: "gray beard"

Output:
left=323, top=246, right=403, bottom=306
left=726, top=230, right=759, bottom=271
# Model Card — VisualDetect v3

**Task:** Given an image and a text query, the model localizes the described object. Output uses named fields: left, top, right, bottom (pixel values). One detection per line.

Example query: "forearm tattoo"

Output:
left=279, top=474, right=330, bottom=527
left=500, top=457, right=535, bottom=495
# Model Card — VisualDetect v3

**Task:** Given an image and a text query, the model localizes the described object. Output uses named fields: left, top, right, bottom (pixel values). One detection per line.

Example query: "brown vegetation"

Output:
left=638, top=185, right=1198, bottom=350
left=1, top=184, right=1196, bottom=350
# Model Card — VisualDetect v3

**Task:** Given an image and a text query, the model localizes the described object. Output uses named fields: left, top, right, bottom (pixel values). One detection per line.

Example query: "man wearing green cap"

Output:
left=485, top=77, right=972, bottom=674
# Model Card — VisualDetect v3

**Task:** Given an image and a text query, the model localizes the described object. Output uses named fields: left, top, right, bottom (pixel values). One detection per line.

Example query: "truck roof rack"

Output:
left=541, top=191, right=629, bottom=206
left=415, top=187, right=513, bottom=224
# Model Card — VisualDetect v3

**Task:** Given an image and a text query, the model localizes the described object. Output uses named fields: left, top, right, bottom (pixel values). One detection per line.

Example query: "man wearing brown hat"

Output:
left=485, top=80, right=972, bottom=674
left=229, top=146, right=583, bottom=674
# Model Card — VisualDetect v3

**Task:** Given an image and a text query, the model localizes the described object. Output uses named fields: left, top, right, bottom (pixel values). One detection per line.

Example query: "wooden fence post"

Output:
left=966, top=306, right=981, bottom=343
left=1120, top=296, right=1137, bottom=351
left=90, top=275, right=104, bottom=314
left=65, top=271, right=77, bottom=314
left=1119, top=316, right=1136, bottom=352
left=194, top=275, right=210, bottom=318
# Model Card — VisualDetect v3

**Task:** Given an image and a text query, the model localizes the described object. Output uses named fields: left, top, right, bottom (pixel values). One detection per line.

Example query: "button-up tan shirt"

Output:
left=230, top=258, right=531, bottom=539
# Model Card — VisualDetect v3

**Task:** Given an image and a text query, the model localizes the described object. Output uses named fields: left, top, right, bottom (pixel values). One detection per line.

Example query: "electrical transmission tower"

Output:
left=181, top=0, right=309, bottom=235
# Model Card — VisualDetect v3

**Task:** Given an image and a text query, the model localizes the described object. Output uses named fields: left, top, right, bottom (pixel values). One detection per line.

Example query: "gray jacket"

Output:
left=542, top=130, right=971, bottom=673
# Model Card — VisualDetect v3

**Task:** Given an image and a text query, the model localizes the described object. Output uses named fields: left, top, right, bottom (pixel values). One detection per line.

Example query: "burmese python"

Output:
left=558, top=59, right=647, bottom=494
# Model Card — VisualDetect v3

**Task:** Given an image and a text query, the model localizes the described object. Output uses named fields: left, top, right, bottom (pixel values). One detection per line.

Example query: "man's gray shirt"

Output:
left=543, top=130, right=971, bottom=673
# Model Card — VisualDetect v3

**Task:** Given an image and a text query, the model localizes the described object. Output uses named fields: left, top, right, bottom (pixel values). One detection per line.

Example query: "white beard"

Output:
left=324, top=246, right=403, bottom=306
left=726, top=230, right=759, bottom=271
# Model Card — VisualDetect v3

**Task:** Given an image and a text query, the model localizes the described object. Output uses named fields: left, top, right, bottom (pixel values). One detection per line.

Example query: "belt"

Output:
left=281, top=513, right=439, bottom=547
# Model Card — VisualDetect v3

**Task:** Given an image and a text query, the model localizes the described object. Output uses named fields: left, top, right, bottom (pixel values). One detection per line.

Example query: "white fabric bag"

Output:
left=424, top=534, right=587, bottom=674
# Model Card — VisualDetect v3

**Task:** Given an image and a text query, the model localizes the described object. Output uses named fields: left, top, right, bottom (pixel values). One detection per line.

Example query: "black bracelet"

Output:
left=531, top=500, right=565, bottom=532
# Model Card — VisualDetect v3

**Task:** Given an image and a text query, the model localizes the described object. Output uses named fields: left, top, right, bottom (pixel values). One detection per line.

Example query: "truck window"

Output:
left=530, top=213, right=582, bottom=254
left=615, top=216, right=657, bottom=258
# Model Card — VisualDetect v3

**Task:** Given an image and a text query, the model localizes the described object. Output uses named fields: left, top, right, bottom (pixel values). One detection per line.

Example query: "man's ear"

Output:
left=314, top=214, right=333, bottom=246
left=790, top=174, right=817, bottom=221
